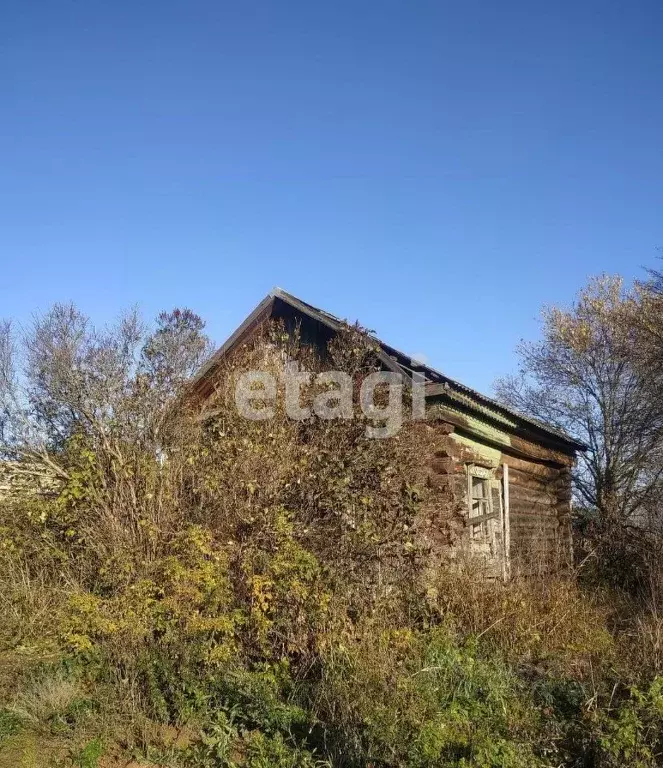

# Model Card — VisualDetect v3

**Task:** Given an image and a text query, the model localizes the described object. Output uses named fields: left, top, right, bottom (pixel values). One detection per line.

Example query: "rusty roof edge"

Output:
left=271, top=289, right=586, bottom=451
left=372, top=341, right=586, bottom=452
left=425, top=383, right=587, bottom=452
left=191, top=287, right=586, bottom=451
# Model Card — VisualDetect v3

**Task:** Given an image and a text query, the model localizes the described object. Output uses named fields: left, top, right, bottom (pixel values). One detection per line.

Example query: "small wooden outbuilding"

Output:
left=190, top=288, right=584, bottom=578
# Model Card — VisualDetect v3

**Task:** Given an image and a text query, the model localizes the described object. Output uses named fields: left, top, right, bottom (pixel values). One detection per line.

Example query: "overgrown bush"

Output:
left=1, top=306, right=662, bottom=766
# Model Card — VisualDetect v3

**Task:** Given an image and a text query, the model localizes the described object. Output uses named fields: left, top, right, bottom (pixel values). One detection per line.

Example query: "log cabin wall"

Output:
left=415, top=400, right=575, bottom=579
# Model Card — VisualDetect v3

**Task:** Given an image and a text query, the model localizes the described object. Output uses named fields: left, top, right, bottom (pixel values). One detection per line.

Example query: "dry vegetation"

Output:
left=1, top=289, right=663, bottom=767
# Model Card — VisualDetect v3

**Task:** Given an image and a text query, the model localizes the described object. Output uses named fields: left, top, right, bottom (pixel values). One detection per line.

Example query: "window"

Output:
left=468, top=467, right=493, bottom=541
left=471, top=475, right=490, bottom=517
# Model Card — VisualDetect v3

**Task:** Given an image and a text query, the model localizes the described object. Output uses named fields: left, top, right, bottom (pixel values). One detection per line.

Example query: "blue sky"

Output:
left=2, top=1, right=662, bottom=393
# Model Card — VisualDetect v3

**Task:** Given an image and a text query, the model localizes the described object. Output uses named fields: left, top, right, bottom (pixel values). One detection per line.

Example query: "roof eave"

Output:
left=188, top=287, right=587, bottom=452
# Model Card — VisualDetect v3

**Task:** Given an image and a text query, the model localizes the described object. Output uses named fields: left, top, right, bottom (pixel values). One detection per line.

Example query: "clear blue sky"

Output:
left=2, top=1, right=662, bottom=393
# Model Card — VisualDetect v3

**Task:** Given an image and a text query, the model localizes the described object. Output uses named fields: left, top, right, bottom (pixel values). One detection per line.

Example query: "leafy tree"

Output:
left=495, top=276, right=663, bottom=530
left=0, top=304, right=211, bottom=468
left=0, top=305, right=212, bottom=563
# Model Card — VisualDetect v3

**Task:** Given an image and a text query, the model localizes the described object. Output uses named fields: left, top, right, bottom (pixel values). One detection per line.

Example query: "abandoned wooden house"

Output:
left=189, top=288, right=584, bottom=579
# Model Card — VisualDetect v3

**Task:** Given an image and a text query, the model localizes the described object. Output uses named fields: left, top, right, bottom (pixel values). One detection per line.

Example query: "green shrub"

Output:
left=0, top=710, right=24, bottom=743
left=72, top=737, right=104, bottom=768
left=184, top=711, right=325, bottom=768
left=309, top=624, right=545, bottom=767
left=597, top=677, right=663, bottom=767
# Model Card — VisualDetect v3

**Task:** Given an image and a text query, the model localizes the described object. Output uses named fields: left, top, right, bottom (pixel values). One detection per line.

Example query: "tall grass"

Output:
left=0, top=329, right=662, bottom=766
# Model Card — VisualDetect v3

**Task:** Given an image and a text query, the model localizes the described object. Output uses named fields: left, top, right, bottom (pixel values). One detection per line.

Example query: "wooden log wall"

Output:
left=502, top=458, right=572, bottom=574
left=412, top=415, right=574, bottom=579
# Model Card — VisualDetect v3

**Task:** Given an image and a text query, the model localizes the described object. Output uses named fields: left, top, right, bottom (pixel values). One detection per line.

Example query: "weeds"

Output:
left=0, top=322, right=662, bottom=766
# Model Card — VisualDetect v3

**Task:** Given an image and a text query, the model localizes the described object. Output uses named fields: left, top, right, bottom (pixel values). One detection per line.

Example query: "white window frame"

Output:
left=467, top=465, right=494, bottom=541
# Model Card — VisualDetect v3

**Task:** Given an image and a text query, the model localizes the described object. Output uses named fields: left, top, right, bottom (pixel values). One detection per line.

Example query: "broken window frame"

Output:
left=467, top=465, right=496, bottom=541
